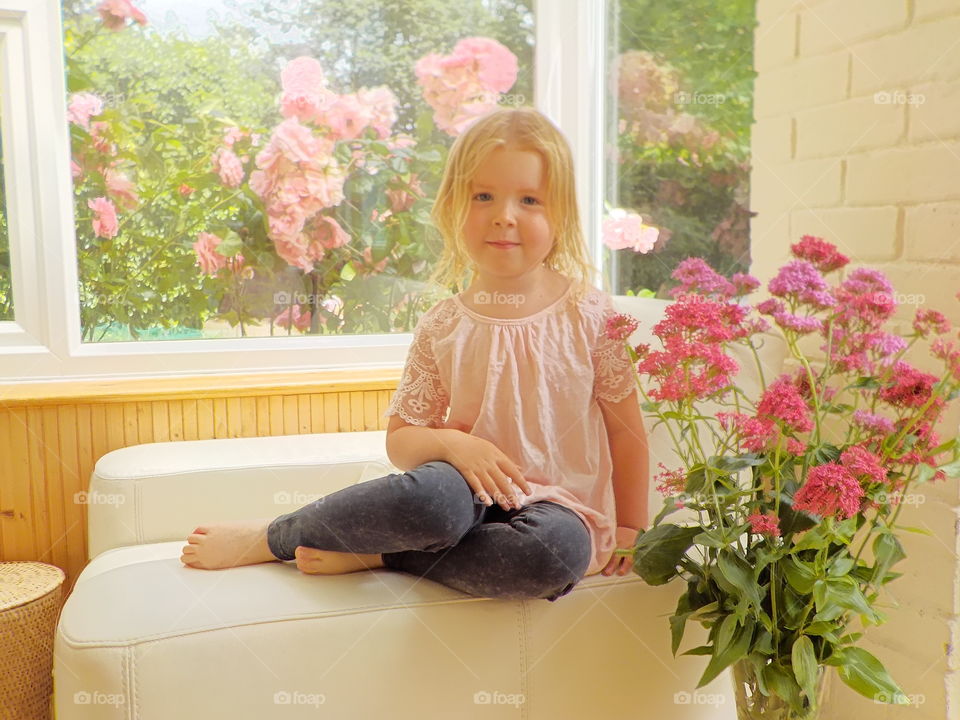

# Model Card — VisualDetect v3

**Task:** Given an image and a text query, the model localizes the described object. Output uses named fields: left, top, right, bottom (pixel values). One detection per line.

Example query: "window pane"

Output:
left=604, top=0, right=755, bottom=296
left=0, top=116, right=11, bottom=321
left=62, top=0, right=534, bottom=342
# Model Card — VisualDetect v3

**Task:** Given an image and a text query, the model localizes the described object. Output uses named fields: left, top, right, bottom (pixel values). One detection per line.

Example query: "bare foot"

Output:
left=180, top=518, right=278, bottom=570
left=294, top=546, right=384, bottom=575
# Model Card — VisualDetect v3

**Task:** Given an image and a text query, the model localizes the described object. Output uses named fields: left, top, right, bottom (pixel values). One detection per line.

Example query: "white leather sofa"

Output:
left=53, top=296, right=786, bottom=719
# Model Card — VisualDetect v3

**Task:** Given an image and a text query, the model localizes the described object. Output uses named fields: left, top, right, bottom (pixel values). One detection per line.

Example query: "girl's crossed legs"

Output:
left=181, top=461, right=592, bottom=602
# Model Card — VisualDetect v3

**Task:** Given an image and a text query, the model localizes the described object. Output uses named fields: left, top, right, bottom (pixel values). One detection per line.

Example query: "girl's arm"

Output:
left=386, top=415, right=466, bottom=471
left=599, top=389, right=650, bottom=531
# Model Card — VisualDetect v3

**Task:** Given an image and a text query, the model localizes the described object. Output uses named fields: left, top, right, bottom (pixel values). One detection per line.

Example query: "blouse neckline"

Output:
left=453, top=279, right=574, bottom=325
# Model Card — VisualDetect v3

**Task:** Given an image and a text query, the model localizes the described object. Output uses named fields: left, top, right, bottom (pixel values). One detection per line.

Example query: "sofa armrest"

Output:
left=86, top=430, right=397, bottom=559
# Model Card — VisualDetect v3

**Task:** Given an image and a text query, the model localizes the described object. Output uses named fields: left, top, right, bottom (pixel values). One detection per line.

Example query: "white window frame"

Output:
left=0, top=0, right=607, bottom=382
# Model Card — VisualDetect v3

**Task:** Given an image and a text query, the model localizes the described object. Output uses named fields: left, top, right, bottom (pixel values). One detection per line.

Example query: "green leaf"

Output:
left=340, top=263, right=356, bottom=282
left=697, top=615, right=755, bottom=687
left=717, top=550, right=763, bottom=609
left=763, top=663, right=804, bottom=713
left=631, top=524, right=701, bottom=585
left=792, top=636, right=819, bottom=708
left=872, top=533, right=906, bottom=584
left=783, top=555, right=818, bottom=594
left=828, top=647, right=910, bottom=704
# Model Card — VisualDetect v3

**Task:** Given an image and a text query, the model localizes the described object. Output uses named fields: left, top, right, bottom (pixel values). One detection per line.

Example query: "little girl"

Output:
left=181, top=107, right=649, bottom=602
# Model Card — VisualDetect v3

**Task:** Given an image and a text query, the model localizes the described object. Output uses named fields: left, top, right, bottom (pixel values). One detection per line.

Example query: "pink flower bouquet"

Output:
left=607, top=237, right=960, bottom=719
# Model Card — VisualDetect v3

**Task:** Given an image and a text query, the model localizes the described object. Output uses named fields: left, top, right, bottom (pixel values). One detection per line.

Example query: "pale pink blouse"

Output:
left=383, top=282, right=637, bottom=576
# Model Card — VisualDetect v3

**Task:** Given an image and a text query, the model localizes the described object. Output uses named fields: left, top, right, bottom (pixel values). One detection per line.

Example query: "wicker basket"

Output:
left=0, top=562, right=65, bottom=720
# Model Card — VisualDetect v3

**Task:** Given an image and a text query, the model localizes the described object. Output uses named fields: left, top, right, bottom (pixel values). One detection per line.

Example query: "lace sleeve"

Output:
left=592, top=296, right=638, bottom=404
left=384, top=311, right=449, bottom=428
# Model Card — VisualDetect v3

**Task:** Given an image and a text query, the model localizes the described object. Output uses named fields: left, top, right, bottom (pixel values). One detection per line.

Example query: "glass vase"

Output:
left=731, top=658, right=829, bottom=720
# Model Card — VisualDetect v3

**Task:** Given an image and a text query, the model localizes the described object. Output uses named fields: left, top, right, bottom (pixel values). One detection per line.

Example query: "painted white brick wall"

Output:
left=750, top=2, right=960, bottom=718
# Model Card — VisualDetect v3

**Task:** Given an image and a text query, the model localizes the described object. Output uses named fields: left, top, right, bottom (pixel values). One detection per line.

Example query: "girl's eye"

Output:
left=522, top=196, right=540, bottom=205
left=473, top=192, right=492, bottom=201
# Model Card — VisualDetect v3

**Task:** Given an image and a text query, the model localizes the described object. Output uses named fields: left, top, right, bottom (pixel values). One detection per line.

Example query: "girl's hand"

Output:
left=601, top=525, right=641, bottom=576
left=444, top=433, right=531, bottom=511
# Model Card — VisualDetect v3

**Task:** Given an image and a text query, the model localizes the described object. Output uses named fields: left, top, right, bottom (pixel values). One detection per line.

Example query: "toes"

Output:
left=186, top=534, right=205, bottom=544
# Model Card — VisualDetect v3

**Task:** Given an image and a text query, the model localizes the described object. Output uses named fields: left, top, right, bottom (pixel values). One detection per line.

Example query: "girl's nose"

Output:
left=493, top=202, right=517, bottom=227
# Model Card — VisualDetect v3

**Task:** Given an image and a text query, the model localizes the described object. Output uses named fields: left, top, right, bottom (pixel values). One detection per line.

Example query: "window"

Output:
left=62, top=0, right=534, bottom=342
left=603, top=0, right=756, bottom=296
left=0, top=0, right=614, bottom=379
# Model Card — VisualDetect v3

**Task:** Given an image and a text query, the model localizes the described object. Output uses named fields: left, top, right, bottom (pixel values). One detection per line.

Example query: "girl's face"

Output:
left=462, top=145, right=555, bottom=286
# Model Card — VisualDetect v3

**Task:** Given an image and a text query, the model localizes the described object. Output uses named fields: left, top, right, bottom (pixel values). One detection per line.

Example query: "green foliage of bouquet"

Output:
left=609, top=236, right=960, bottom=718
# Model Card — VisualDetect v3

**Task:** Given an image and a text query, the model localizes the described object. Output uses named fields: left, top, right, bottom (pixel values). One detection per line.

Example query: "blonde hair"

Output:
left=425, top=107, right=600, bottom=304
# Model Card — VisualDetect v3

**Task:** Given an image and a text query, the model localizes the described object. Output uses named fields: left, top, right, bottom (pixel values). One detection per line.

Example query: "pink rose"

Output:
left=192, top=232, right=227, bottom=275
left=309, top=215, right=350, bottom=250
left=97, top=0, right=147, bottom=30
left=212, top=147, right=245, bottom=188
left=104, top=168, right=139, bottom=210
left=602, top=209, right=660, bottom=253
left=274, top=304, right=312, bottom=332
left=67, top=93, right=104, bottom=130
left=87, top=197, right=119, bottom=239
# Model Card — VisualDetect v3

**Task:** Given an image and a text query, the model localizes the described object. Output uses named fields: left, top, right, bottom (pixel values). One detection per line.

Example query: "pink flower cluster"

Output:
left=792, top=463, right=864, bottom=520
left=654, top=464, right=687, bottom=496
left=87, top=197, right=118, bottom=239
left=635, top=293, right=752, bottom=402
left=97, top=0, right=146, bottom=31
left=747, top=512, right=781, bottom=537
left=603, top=209, right=660, bottom=253
left=67, top=93, right=104, bottom=131
left=249, top=118, right=349, bottom=272
left=415, top=37, right=518, bottom=136
left=279, top=57, right=398, bottom=142
left=192, top=232, right=248, bottom=277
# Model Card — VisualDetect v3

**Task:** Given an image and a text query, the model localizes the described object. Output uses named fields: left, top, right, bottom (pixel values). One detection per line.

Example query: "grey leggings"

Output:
left=266, top=461, right=592, bottom=602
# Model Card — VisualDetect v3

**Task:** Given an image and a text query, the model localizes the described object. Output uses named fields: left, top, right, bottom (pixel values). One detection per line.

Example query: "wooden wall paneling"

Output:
left=309, top=394, right=325, bottom=434
left=226, top=397, right=242, bottom=438
left=0, top=411, right=14, bottom=559
left=168, top=400, right=184, bottom=442
left=268, top=396, right=283, bottom=436
left=26, top=408, right=49, bottom=565
left=213, top=398, right=228, bottom=438
left=38, top=407, right=66, bottom=573
left=152, top=401, right=170, bottom=443
left=197, top=398, right=214, bottom=439
left=255, top=396, right=270, bottom=436
left=57, top=405, right=85, bottom=593
left=240, top=397, right=257, bottom=437
left=182, top=398, right=198, bottom=441
left=4, top=408, right=34, bottom=560
left=323, top=394, right=338, bottom=432
left=282, top=395, right=298, bottom=434
left=297, top=395, right=310, bottom=434
left=75, top=404, right=95, bottom=565
left=121, top=402, right=138, bottom=446
left=136, top=401, right=152, bottom=444
left=337, top=392, right=350, bottom=432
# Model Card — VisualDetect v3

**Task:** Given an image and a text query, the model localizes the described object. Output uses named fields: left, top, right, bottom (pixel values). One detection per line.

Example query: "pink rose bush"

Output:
left=609, top=237, right=960, bottom=716
left=415, top=37, right=518, bottom=136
